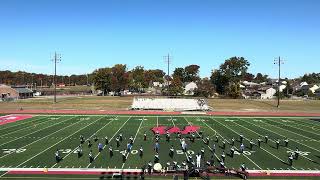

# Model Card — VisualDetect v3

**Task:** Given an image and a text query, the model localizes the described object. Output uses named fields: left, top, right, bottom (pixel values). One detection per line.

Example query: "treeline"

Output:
left=92, top=65, right=165, bottom=94
left=1, top=57, right=319, bottom=98
left=91, top=57, right=255, bottom=97
left=300, top=73, right=320, bottom=84
left=0, top=70, right=91, bottom=87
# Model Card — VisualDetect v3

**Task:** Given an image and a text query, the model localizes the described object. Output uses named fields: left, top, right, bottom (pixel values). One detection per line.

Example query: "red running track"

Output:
left=1, top=109, right=320, bottom=116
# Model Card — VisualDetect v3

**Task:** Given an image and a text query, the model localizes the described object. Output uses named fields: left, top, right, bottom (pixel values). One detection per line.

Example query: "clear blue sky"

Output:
left=0, top=0, right=319, bottom=79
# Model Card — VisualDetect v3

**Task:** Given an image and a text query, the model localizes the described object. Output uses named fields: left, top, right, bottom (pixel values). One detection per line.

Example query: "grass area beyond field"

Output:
left=1, top=96, right=320, bottom=113
left=0, top=114, right=319, bottom=180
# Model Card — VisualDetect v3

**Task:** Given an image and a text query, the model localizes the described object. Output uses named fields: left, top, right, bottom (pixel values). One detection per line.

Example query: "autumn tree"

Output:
left=254, top=73, right=269, bottom=83
left=184, top=65, right=200, bottom=82
left=172, top=67, right=185, bottom=82
left=194, top=78, right=215, bottom=98
left=168, top=76, right=184, bottom=96
left=210, top=57, right=250, bottom=98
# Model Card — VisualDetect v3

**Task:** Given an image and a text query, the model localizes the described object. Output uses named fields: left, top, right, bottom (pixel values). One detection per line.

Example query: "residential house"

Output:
left=184, top=82, right=197, bottom=95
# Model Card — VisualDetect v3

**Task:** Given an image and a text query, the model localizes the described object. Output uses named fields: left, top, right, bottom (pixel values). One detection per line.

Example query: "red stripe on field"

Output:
left=0, top=114, right=33, bottom=126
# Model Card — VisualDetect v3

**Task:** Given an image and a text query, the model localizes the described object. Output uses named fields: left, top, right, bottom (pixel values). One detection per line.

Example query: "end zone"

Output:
left=0, top=114, right=33, bottom=126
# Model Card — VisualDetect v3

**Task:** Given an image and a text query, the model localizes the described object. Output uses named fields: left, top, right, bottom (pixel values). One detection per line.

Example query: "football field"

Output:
left=0, top=114, right=319, bottom=179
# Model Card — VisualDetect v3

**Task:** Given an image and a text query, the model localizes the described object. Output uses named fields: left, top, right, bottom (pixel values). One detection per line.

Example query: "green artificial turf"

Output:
left=0, top=115, right=319, bottom=179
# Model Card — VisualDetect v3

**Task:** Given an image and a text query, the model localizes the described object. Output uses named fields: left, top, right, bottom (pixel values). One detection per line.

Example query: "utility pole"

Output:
left=164, top=53, right=172, bottom=96
left=86, top=74, right=89, bottom=86
left=52, top=52, right=61, bottom=103
left=274, top=56, right=284, bottom=108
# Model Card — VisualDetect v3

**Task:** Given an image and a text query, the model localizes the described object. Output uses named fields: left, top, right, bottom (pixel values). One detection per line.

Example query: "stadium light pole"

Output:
left=52, top=52, right=61, bottom=103
left=274, top=56, right=284, bottom=108
left=164, top=53, right=172, bottom=96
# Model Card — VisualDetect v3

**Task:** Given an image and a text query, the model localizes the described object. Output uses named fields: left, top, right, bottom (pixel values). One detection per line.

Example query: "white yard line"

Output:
left=121, top=116, right=144, bottom=169
left=183, top=117, right=221, bottom=162
left=283, top=118, right=318, bottom=129
left=266, top=118, right=320, bottom=140
left=262, top=118, right=320, bottom=153
left=51, top=116, right=111, bottom=168
left=0, top=117, right=60, bottom=138
left=86, top=116, right=132, bottom=168
left=290, top=118, right=320, bottom=127
left=170, top=116, right=189, bottom=161
left=0, top=116, right=70, bottom=147
left=0, top=171, right=8, bottom=178
left=156, top=116, right=159, bottom=127
left=200, top=117, right=262, bottom=170
left=240, top=118, right=319, bottom=164
left=0, top=116, right=78, bottom=160
left=0, top=116, right=45, bottom=131
left=171, top=116, right=176, bottom=126
left=212, top=117, right=294, bottom=170
left=16, top=117, right=102, bottom=167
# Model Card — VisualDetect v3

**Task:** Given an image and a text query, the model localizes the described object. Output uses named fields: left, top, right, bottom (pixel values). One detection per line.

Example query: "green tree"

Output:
left=92, top=67, right=112, bottom=95
left=243, top=72, right=255, bottom=82
left=227, top=83, right=242, bottom=99
left=144, top=69, right=165, bottom=84
left=110, top=64, right=129, bottom=93
left=301, top=73, right=320, bottom=84
left=172, top=67, right=185, bottom=82
left=129, top=66, right=147, bottom=92
left=282, top=81, right=293, bottom=97
left=92, top=64, right=129, bottom=95
left=194, top=78, right=215, bottom=98
left=210, top=57, right=250, bottom=97
left=274, top=91, right=285, bottom=99
left=168, top=77, right=183, bottom=96
left=210, top=69, right=228, bottom=95
left=219, top=57, right=250, bottom=83
left=184, top=65, right=200, bottom=82
left=254, top=73, right=268, bottom=83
